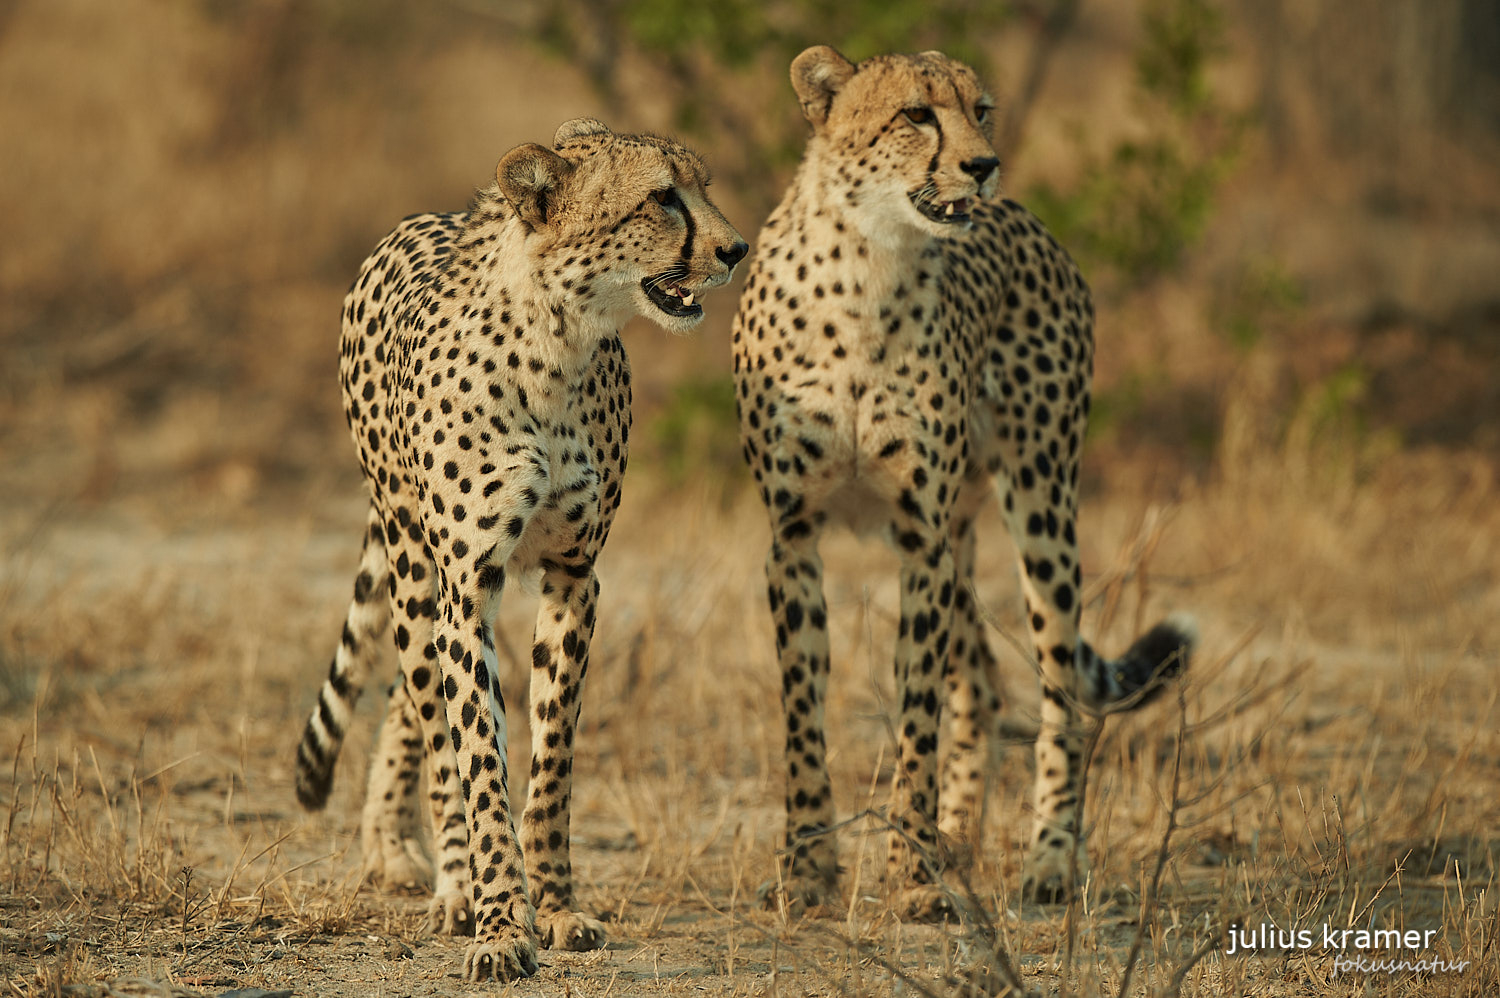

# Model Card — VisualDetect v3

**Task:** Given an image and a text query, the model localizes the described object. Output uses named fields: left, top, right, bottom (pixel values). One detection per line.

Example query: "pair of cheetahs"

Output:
left=293, top=46, right=1193, bottom=982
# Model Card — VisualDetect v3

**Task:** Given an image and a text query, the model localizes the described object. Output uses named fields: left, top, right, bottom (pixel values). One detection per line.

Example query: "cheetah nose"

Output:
left=716, top=240, right=749, bottom=270
left=960, top=156, right=1000, bottom=183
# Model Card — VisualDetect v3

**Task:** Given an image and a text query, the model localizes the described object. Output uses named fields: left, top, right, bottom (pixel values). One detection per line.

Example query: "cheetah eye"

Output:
left=649, top=188, right=677, bottom=208
left=974, top=103, right=993, bottom=124
left=903, top=106, right=935, bottom=126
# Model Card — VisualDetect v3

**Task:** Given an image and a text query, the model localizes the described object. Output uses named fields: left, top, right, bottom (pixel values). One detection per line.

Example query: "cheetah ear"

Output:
left=554, top=117, right=613, bottom=148
left=496, top=143, right=575, bottom=230
left=791, top=45, right=855, bottom=128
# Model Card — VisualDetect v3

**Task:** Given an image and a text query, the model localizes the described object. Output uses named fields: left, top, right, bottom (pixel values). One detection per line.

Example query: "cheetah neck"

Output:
left=782, top=157, right=949, bottom=312
left=450, top=212, right=621, bottom=400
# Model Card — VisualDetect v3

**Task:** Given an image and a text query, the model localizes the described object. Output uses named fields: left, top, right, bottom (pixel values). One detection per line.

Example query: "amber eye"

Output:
left=975, top=103, right=993, bottom=123
left=903, top=106, right=934, bottom=126
left=650, top=188, right=675, bottom=206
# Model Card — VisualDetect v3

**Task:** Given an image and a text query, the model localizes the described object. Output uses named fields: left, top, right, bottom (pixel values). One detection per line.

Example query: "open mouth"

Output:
left=642, top=273, right=704, bottom=319
left=911, top=194, right=974, bottom=225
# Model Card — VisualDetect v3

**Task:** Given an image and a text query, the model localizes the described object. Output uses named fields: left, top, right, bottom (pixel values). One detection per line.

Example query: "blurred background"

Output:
left=3, top=0, right=1498, bottom=520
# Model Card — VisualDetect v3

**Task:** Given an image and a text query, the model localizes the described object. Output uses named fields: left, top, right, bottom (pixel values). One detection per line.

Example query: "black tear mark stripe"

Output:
left=927, top=117, right=944, bottom=177
left=678, top=198, right=697, bottom=261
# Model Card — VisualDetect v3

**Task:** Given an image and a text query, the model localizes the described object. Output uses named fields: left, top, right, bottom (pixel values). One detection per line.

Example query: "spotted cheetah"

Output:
left=293, top=117, right=746, bottom=981
left=731, top=47, right=1194, bottom=913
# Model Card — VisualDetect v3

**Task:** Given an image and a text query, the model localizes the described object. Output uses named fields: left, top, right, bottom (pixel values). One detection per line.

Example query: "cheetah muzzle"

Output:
left=642, top=267, right=704, bottom=319
left=909, top=190, right=976, bottom=225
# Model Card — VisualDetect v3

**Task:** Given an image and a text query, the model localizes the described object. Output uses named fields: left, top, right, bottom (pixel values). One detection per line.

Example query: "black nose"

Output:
left=960, top=156, right=1000, bottom=183
left=716, top=240, right=749, bottom=269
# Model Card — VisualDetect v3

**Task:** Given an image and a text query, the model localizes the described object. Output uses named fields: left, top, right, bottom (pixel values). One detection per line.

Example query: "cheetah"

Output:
left=293, top=117, right=747, bottom=980
left=731, top=47, right=1194, bottom=913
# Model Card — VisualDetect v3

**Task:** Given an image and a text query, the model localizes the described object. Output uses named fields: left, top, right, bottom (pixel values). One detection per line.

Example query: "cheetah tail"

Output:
left=294, top=509, right=392, bottom=810
left=1077, top=612, right=1196, bottom=713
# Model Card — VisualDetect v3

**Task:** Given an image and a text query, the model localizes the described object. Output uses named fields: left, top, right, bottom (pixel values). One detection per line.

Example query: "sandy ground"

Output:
left=2, top=462, right=1496, bottom=996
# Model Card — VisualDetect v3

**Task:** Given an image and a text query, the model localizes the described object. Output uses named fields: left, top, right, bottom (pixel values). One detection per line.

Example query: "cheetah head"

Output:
left=790, top=46, right=1000, bottom=240
left=495, top=118, right=748, bottom=334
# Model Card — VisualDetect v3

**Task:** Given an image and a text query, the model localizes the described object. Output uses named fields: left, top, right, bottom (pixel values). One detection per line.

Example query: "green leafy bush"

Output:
left=1028, top=0, right=1243, bottom=284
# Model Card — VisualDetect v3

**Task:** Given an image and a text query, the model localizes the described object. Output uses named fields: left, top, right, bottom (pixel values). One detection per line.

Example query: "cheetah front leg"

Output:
left=431, top=571, right=539, bottom=981
left=885, top=527, right=961, bottom=922
left=522, top=567, right=606, bottom=952
left=762, top=529, right=839, bottom=914
left=936, top=503, right=1006, bottom=871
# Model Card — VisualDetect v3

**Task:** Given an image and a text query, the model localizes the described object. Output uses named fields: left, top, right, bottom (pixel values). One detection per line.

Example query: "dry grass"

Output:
left=2, top=435, right=1497, bottom=996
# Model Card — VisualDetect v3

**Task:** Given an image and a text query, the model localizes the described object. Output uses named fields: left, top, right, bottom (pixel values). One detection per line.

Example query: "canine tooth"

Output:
left=682, top=292, right=695, bottom=307
left=945, top=202, right=956, bottom=216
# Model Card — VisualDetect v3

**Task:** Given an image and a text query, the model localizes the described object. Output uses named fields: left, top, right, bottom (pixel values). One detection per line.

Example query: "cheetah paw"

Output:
left=362, top=836, right=432, bottom=893
left=1021, top=844, right=1082, bottom=905
left=427, top=889, right=475, bottom=936
left=463, top=928, right=539, bottom=981
left=756, top=874, right=839, bottom=918
left=892, top=883, right=964, bottom=923
left=538, top=910, right=607, bottom=951
left=947, top=961, right=1015, bottom=998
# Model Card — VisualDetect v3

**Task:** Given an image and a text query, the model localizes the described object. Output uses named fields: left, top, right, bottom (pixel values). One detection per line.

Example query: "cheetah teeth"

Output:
left=912, top=192, right=974, bottom=224
left=642, top=273, right=704, bottom=316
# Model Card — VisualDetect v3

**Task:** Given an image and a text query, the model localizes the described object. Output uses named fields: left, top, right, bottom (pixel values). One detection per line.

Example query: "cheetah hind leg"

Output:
left=423, top=793, right=474, bottom=936
left=537, top=910, right=607, bottom=951
left=424, top=769, right=474, bottom=936
left=428, top=888, right=475, bottom=937
left=1021, top=616, right=1197, bottom=904
left=359, top=676, right=433, bottom=892
left=756, top=866, right=841, bottom=918
left=890, top=883, right=969, bottom=923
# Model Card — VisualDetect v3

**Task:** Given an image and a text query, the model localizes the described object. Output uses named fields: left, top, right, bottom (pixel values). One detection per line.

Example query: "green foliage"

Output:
left=532, top=0, right=1015, bottom=203
left=608, top=0, right=1007, bottom=74
left=1279, top=363, right=1403, bottom=487
left=1216, top=258, right=1304, bottom=351
left=1028, top=0, right=1242, bottom=285
left=646, top=374, right=744, bottom=486
left=1299, top=365, right=1372, bottom=442
left=622, top=0, right=769, bottom=67
left=1136, top=0, right=1224, bottom=114
left=1028, top=133, right=1230, bottom=281
left=1085, top=368, right=1155, bottom=444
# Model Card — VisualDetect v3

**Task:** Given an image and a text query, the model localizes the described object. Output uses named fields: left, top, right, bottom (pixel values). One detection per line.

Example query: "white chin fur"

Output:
left=654, top=310, right=705, bottom=336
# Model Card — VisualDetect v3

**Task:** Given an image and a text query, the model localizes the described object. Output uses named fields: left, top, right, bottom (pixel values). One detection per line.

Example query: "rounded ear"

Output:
left=554, top=117, right=613, bottom=147
left=790, top=45, right=855, bottom=128
left=496, top=143, right=574, bottom=230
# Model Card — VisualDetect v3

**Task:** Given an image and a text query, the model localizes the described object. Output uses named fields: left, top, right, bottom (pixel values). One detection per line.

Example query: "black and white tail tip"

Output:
left=1112, top=612, right=1196, bottom=708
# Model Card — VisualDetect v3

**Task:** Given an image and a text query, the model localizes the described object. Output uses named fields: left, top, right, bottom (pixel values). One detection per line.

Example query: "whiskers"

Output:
left=643, top=264, right=689, bottom=293
left=909, top=180, right=941, bottom=213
